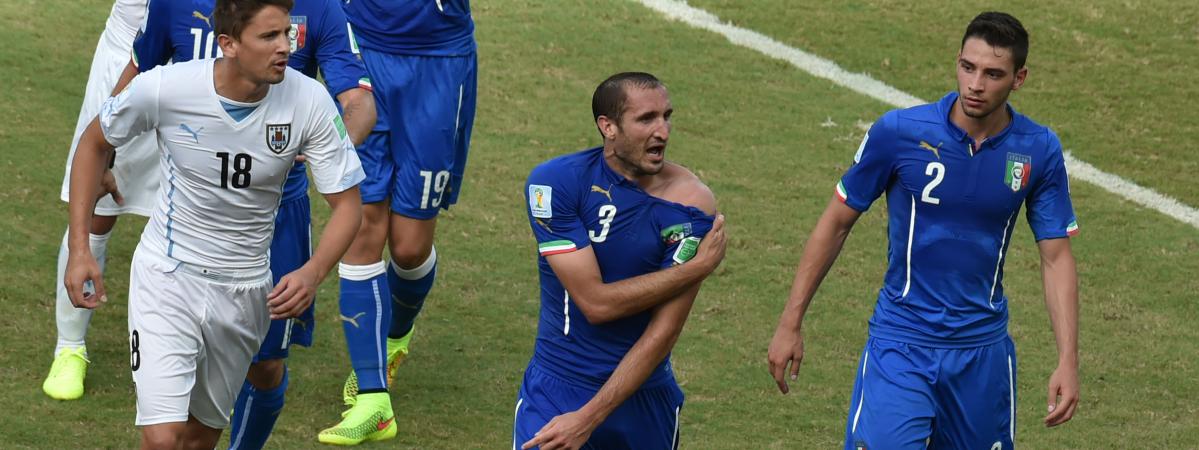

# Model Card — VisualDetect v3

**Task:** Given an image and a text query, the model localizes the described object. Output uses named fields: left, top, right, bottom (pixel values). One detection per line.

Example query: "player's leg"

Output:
left=322, top=49, right=397, bottom=441
left=381, top=51, right=478, bottom=386
left=227, top=194, right=312, bottom=450
left=44, top=215, right=116, bottom=400
left=930, top=337, right=1017, bottom=449
left=127, top=248, right=205, bottom=449
left=844, top=338, right=937, bottom=450
left=186, top=264, right=273, bottom=450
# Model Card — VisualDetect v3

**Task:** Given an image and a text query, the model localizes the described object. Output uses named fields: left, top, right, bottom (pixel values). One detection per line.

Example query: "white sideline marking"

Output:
left=634, top=0, right=1199, bottom=230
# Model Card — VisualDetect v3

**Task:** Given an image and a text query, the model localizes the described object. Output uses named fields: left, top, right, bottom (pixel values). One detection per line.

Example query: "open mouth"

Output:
left=272, top=59, right=288, bottom=71
left=646, top=145, right=665, bottom=161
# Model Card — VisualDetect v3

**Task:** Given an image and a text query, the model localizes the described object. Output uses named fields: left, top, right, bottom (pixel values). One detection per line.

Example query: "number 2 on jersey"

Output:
left=589, top=205, right=617, bottom=242
left=922, top=162, right=945, bottom=204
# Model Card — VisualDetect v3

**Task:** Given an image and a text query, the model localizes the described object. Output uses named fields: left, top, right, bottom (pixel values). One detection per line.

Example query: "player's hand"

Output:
left=64, top=252, right=107, bottom=309
left=767, top=321, right=805, bottom=394
left=1044, top=363, right=1079, bottom=427
left=693, top=213, right=728, bottom=274
left=99, top=169, right=124, bottom=205
left=521, top=410, right=597, bottom=450
left=267, top=266, right=321, bottom=319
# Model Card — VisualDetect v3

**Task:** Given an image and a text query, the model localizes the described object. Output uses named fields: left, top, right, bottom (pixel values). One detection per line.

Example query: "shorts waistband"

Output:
left=169, top=261, right=271, bottom=284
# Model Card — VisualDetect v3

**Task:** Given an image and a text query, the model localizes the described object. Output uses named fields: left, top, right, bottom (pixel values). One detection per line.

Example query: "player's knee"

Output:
left=246, top=359, right=285, bottom=390
left=389, top=243, right=432, bottom=270
left=140, top=427, right=181, bottom=450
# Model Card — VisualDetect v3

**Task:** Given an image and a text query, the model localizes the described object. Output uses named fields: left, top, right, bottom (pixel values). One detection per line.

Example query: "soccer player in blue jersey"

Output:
left=514, top=73, right=728, bottom=450
left=767, top=12, right=1079, bottom=449
left=106, top=0, right=376, bottom=448
left=322, top=0, right=478, bottom=444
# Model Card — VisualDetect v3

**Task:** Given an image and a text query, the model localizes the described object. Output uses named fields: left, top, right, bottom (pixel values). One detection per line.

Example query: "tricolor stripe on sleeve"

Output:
left=835, top=181, right=848, bottom=202
left=538, top=240, right=576, bottom=256
left=1066, top=220, right=1080, bottom=236
left=358, top=77, right=373, bottom=92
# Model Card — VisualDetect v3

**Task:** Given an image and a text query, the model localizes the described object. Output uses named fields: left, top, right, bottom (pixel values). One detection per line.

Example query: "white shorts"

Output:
left=60, top=3, right=157, bottom=217
left=127, top=246, right=272, bottom=429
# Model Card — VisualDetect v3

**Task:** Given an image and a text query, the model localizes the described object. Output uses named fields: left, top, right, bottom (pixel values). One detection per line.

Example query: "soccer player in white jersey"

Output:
left=63, top=0, right=364, bottom=448
left=43, top=0, right=151, bottom=401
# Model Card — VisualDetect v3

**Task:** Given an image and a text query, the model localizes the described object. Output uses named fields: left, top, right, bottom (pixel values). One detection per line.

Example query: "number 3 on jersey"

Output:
left=589, top=205, right=617, bottom=242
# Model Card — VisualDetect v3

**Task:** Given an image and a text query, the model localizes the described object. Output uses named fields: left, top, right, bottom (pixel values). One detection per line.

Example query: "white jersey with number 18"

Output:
left=99, top=58, right=364, bottom=269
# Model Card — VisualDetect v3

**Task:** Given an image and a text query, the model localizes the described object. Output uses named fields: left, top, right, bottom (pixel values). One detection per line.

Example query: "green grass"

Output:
left=1, top=0, right=1196, bottom=448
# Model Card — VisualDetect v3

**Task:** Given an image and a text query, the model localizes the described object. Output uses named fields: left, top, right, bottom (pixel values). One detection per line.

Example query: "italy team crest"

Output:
left=266, top=124, right=291, bottom=153
left=289, top=16, right=307, bottom=52
left=1004, top=152, right=1032, bottom=192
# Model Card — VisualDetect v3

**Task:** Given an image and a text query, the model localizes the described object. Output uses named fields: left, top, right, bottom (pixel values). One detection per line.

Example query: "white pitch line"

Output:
left=634, top=0, right=1199, bottom=230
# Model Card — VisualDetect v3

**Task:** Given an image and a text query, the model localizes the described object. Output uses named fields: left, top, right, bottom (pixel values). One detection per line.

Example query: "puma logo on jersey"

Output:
left=339, top=312, right=366, bottom=328
left=919, top=140, right=942, bottom=159
left=590, top=184, right=613, bottom=202
left=192, top=11, right=212, bottom=28
left=179, top=123, right=203, bottom=143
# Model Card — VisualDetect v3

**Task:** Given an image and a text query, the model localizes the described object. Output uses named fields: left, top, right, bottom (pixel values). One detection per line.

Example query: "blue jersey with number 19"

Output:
left=132, top=0, right=369, bottom=202
left=523, top=147, right=713, bottom=390
left=837, top=92, right=1078, bottom=348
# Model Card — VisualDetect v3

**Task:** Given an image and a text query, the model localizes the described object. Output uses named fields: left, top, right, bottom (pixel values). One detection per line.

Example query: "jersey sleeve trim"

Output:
left=538, top=240, right=578, bottom=256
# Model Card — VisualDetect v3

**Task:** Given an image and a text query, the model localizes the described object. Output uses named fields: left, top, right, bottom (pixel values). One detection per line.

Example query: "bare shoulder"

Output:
left=658, top=162, right=717, bottom=215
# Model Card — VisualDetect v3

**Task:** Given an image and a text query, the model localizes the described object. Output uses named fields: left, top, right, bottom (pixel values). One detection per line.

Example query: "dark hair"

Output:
left=592, top=72, right=664, bottom=127
left=961, top=12, right=1029, bottom=70
left=213, top=0, right=293, bottom=41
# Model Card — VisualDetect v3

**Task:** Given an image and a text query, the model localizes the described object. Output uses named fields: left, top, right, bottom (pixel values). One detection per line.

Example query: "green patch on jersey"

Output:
left=333, top=115, right=348, bottom=140
left=660, top=222, right=693, bottom=245
left=672, top=236, right=701, bottom=265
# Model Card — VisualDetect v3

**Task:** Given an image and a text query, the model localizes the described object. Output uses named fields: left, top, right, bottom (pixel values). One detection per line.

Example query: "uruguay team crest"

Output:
left=1004, top=152, right=1032, bottom=192
left=266, top=124, right=291, bottom=153
left=289, top=16, right=307, bottom=52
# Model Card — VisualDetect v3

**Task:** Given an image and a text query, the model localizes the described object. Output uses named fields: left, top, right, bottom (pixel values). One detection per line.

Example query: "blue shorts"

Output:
left=513, top=364, right=683, bottom=450
left=255, top=195, right=315, bottom=362
left=844, top=336, right=1017, bottom=450
left=357, top=49, right=477, bottom=219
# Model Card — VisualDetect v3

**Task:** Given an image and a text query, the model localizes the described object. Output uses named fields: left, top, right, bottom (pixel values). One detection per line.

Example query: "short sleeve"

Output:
left=313, top=0, right=370, bottom=96
left=1026, top=131, right=1078, bottom=240
left=836, top=112, right=899, bottom=212
left=99, top=68, right=161, bottom=149
left=132, top=0, right=173, bottom=71
left=526, top=163, right=590, bottom=256
left=302, top=86, right=365, bottom=194
left=656, top=205, right=715, bottom=269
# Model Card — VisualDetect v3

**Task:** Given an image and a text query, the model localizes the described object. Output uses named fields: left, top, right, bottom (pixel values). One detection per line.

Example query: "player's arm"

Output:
left=767, top=115, right=896, bottom=394
left=524, top=178, right=717, bottom=450
left=1025, top=132, right=1080, bottom=427
left=65, top=70, right=162, bottom=310
left=112, top=60, right=140, bottom=96
left=1038, top=237, right=1079, bottom=427
left=65, top=118, right=118, bottom=309
left=523, top=283, right=702, bottom=450
left=335, top=88, right=374, bottom=146
left=313, top=0, right=375, bottom=146
left=269, top=91, right=367, bottom=319
left=545, top=225, right=724, bottom=325
left=767, top=196, right=861, bottom=394
left=268, top=186, right=363, bottom=319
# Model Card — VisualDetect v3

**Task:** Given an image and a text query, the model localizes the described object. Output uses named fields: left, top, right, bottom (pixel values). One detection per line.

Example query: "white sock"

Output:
left=54, top=228, right=109, bottom=355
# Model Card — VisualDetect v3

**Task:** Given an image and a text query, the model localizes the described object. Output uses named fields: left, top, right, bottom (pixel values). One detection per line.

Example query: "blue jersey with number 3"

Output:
left=524, top=147, right=713, bottom=390
left=132, top=0, right=368, bottom=201
left=836, top=92, right=1078, bottom=347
